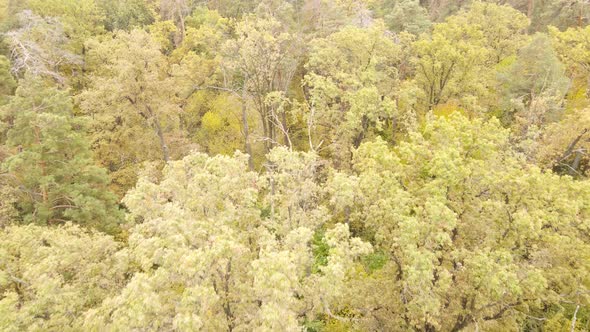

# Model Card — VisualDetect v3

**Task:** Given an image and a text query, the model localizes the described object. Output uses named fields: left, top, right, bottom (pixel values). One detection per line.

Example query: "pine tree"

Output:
left=0, top=76, right=122, bottom=233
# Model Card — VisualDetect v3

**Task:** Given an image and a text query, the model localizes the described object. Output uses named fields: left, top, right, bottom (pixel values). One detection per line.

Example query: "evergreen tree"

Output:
left=0, top=55, right=16, bottom=105
left=0, top=77, right=122, bottom=233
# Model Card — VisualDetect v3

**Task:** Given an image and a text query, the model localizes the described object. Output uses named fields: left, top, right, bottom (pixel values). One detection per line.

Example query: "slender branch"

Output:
left=571, top=304, right=580, bottom=332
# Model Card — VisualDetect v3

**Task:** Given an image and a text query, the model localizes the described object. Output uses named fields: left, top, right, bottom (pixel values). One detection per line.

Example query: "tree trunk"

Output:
left=175, top=7, right=186, bottom=47
left=241, top=81, right=254, bottom=170
left=153, top=118, right=170, bottom=163
left=571, top=305, right=580, bottom=332
left=146, top=105, right=170, bottom=163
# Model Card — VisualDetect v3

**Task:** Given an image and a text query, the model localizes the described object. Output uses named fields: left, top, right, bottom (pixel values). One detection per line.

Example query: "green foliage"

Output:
left=222, top=14, right=302, bottom=153
left=372, top=0, right=431, bottom=35
left=538, top=107, right=590, bottom=177
left=0, top=224, right=126, bottom=330
left=0, top=55, right=16, bottom=104
left=4, top=10, right=83, bottom=85
left=550, top=25, right=590, bottom=111
left=497, top=33, right=570, bottom=157
left=499, top=34, right=569, bottom=110
left=362, top=250, right=387, bottom=273
left=526, top=0, right=590, bottom=31
left=0, top=77, right=122, bottom=233
left=328, top=114, right=590, bottom=330
left=83, top=149, right=370, bottom=330
left=97, top=0, right=155, bottom=31
left=413, top=2, right=529, bottom=113
left=305, top=23, right=404, bottom=164
left=1, top=1, right=590, bottom=331
left=311, top=229, right=330, bottom=273
left=79, top=29, right=185, bottom=195
left=25, top=0, right=105, bottom=53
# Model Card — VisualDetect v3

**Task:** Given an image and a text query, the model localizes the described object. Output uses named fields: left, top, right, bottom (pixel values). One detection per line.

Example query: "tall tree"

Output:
left=96, top=0, right=155, bottom=31
left=172, top=8, right=252, bottom=165
left=328, top=114, right=590, bottom=330
left=497, top=33, right=570, bottom=158
left=4, top=10, right=83, bottom=86
left=0, top=55, right=16, bottom=104
left=0, top=224, right=126, bottom=330
left=412, top=3, right=529, bottom=113
left=83, top=148, right=371, bottom=330
left=550, top=25, right=590, bottom=110
left=370, top=0, right=432, bottom=35
left=304, top=23, right=404, bottom=166
left=537, top=107, right=590, bottom=177
left=24, top=0, right=106, bottom=54
left=159, top=0, right=191, bottom=46
left=222, top=15, right=302, bottom=153
left=79, top=29, right=183, bottom=195
left=0, top=77, right=122, bottom=233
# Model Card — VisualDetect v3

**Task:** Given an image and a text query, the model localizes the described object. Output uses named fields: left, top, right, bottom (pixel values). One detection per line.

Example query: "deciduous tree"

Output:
left=328, top=114, right=590, bottom=330
left=0, top=224, right=126, bottom=330
left=84, top=149, right=370, bottom=330
left=304, top=23, right=404, bottom=166
left=79, top=29, right=184, bottom=195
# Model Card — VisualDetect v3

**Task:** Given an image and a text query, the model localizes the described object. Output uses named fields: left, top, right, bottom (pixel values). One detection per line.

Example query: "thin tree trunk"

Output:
left=175, top=8, right=185, bottom=46
left=241, top=81, right=254, bottom=170
left=571, top=305, right=580, bottom=332
left=281, top=111, right=289, bottom=146
left=153, top=118, right=170, bottom=163
left=33, top=126, right=48, bottom=205
left=146, top=105, right=169, bottom=163
left=527, top=0, right=534, bottom=18
left=261, top=110, right=269, bottom=152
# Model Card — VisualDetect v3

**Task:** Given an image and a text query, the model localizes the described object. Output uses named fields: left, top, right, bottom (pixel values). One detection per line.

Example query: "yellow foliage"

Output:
left=324, top=319, right=355, bottom=332
left=432, top=100, right=465, bottom=118
left=0, top=0, right=7, bottom=24
left=565, top=79, right=590, bottom=112
left=148, top=20, right=177, bottom=52
left=201, top=111, right=223, bottom=132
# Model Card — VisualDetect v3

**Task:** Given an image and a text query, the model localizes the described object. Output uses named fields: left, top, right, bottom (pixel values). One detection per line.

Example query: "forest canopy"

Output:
left=0, top=0, right=590, bottom=331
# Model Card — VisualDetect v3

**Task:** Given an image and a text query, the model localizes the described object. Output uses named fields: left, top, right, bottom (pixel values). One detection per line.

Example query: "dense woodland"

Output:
left=0, top=0, right=590, bottom=330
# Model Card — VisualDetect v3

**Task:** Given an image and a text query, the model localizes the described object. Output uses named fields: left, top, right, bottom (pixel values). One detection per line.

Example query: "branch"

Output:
left=10, top=275, right=29, bottom=287
left=558, top=128, right=588, bottom=163
left=191, top=85, right=242, bottom=99
left=50, top=204, right=79, bottom=210
left=571, top=304, right=580, bottom=332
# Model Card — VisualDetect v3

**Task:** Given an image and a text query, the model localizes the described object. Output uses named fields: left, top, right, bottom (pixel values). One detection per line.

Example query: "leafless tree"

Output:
left=4, top=10, right=82, bottom=85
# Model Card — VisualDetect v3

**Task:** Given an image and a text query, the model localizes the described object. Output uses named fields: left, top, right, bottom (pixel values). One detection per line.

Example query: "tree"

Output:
left=550, top=25, right=590, bottom=110
left=519, top=0, right=590, bottom=31
left=0, top=55, right=16, bottom=104
left=412, top=3, right=529, bottom=113
left=370, top=0, right=431, bottom=35
left=83, top=148, right=371, bottom=330
left=222, top=15, right=302, bottom=153
left=79, top=29, right=184, bottom=195
left=300, top=0, right=374, bottom=35
left=96, top=0, right=155, bottom=31
left=24, top=0, right=106, bottom=54
left=171, top=8, right=250, bottom=163
left=198, top=0, right=258, bottom=18
left=4, top=10, right=83, bottom=86
left=0, top=224, right=126, bottom=330
left=304, top=23, right=405, bottom=166
left=159, top=0, right=192, bottom=46
left=0, top=77, right=122, bottom=233
left=327, top=114, right=590, bottom=330
left=0, top=0, right=14, bottom=31
left=537, top=108, right=590, bottom=177
left=497, top=33, right=570, bottom=158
